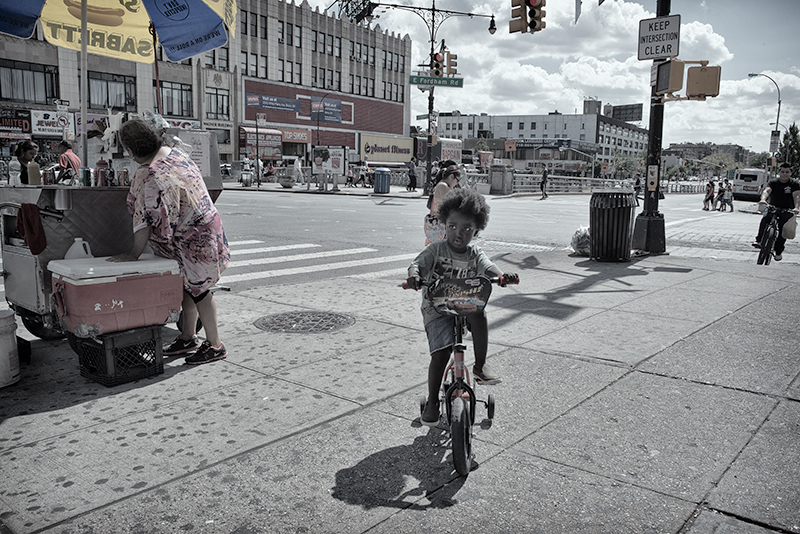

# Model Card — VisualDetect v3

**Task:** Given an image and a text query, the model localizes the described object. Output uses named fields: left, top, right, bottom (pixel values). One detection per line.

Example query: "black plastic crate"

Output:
left=76, top=325, right=164, bottom=387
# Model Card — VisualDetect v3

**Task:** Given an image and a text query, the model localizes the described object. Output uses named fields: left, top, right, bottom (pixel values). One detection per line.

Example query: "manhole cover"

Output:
left=254, top=312, right=355, bottom=333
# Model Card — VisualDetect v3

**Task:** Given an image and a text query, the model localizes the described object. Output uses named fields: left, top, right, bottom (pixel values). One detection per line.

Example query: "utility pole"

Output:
left=632, top=0, right=669, bottom=253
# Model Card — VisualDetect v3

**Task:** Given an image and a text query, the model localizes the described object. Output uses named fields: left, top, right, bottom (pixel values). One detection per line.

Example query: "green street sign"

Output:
left=416, top=114, right=429, bottom=120
left=409, top=75, right=464, bottom=88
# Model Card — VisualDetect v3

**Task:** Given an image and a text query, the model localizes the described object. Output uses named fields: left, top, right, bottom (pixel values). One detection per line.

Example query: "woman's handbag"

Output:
left=424, top=214, right=446, bottom=243
left=782, top=213, right=797, bottom=240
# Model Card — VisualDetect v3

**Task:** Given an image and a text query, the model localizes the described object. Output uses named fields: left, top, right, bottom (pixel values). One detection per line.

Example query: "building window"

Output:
left=312, top=31, right=317, bottom=52
left=580, top=134, right=586, bottom=141
left=319, top=33, right=325, bottom=54
left=479, top=122, right=484, bottom=130
left=335, top=37, right=342, bottom=57
left=381, top=80, right=386, bottom=98
left=564, top=123, right=567, bottom=130
left=355, top=76, right=361, bottom=95
left=399, top=54, right=404, bottom=72
left=519, top=122, right=524, bottom=129
left=371, top=78, right=376, bottom=97
left=458, top=123, right=462, bottom=130
left=371, top=47, right=376, bottom=66
left=278, top=21, right=284, bottom=43
left=544, top=123, right=547, bottom=130
left=155, top=80, right=192, bottom=117
left=286, top=24, right=293, bottom=46
left=382, top=50, right=387, bottom=69
left=295, top=25, right=302, bottom=48
left=398, top=83, right=403, bottom=102
left=350, top=74, right=355, bottom=94
left=335, top=71, right=341, bottom=91
left=294, top=63, right=301, bottom=85
left=581, top=123, right=585, bottom=129
left=260, top=56, right=267, bottom=78
left=209, top=129, right=230, bottom=145
left=312, top=66, right=317, bottom=86
left=250, top=12, right=257, bottom=36
left=88, top=71, right=135, bottom=111
left=260, top=15, right=267, bottom=39
left=468, top=123, right=473, bottom=130
left=531, top=122, right=536, bottom=129
left=204, top=50, right=214, bottom=68
left=205, top=87, right=229, bottom=120
left=446, top=123, right=451, bottom=130
left=240, top=10, right=247, bottom=35
left=507, top=122, right=512, bottom=130
left=349, top=40, right=354, bottom=58
left=327, top=69, right=333, bottom=89
left=218, top=48, right=228, bottom=71
left=241, top=52, right=247, bottom=74
left=387, top=52, right=393, bottom=71
left=250, top=53, right=257, bottom=77
left=0, top=60, right=59, bottom=105
left=285, top=61, right=293, bottom=83
left=278, top=60, right=284, bottom=82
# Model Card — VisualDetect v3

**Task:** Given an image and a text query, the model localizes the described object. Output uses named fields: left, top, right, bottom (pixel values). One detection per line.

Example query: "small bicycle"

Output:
left=403, top=275, right=518, bottom=475
left=756, top=204, right=794, bottom=265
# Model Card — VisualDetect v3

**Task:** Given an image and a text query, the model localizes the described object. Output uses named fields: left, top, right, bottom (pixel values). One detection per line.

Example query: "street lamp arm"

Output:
left=749, top=72, right=781, bottom=133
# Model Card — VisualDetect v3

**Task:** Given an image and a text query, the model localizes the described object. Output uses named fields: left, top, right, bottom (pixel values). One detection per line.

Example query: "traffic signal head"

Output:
left=526, top=0, right=546, bottom=31
left=509, top=0, right=528, bottom=33
left=430, top=52, right=444, bottom=77
left=446, top=52, right=458, bottom=76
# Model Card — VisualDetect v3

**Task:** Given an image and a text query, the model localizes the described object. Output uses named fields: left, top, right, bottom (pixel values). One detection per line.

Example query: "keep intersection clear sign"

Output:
left=409, top=75, right=464, bottom=88
left=638, top=14, right=680, bottom=60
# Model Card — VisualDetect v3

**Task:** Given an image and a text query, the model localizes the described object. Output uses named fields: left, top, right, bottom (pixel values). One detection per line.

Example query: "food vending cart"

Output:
left=1, top=128, right=223, bottom=385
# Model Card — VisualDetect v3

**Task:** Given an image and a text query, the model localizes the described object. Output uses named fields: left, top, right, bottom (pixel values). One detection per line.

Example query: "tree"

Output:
left=778, top=123, right=800, bottom=176
left=475, top=138, right=490, bottom=152
left=749, top=151, right=771, bottom=169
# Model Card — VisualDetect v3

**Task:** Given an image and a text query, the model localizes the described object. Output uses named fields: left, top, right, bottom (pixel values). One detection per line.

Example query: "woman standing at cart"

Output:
left=109, top=119, right=230, bottom=365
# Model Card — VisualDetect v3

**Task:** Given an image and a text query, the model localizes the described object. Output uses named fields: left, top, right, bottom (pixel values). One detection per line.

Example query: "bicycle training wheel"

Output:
left=450, top=397, right=472, bottom=476
left=763, top=227, right=776, bottom=266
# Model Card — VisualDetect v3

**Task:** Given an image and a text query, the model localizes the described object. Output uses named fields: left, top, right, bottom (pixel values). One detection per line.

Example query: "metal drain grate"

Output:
left=254, top=311, right=355, bottom=333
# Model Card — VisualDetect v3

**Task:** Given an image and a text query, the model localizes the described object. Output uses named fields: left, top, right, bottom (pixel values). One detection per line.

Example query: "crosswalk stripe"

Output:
left=227, top=247, right=377, bottom=269
left=233, top=243, right=321, bottom=256
left=228, top=240, right=265, bottom=246
left=220, top=253, right=417, bottom=284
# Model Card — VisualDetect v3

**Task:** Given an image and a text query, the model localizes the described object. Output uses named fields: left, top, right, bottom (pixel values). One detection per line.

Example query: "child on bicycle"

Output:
left=407, top=187, right=518, bottom=426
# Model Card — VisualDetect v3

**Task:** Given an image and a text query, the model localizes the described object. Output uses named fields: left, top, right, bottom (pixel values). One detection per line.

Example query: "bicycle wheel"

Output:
left=763, top=227, right=777, bottom=266
left=757, top=226, right=774, bottom=265
left=450, top=397, right=472, bottom=476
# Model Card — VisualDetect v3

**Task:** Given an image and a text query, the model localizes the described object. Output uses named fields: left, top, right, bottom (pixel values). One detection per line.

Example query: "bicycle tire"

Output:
left=763, top=227, right=777, bottom=266
left=451, top=397, right=472, bottom=476
left=757, top=226, right=774, bottom=265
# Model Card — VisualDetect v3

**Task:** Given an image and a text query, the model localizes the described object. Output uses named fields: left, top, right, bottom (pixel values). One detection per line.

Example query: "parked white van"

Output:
left=731, top=168, right=772, bottom=201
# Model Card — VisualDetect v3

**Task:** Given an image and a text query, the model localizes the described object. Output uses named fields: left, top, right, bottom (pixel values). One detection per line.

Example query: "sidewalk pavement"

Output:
left=1, top=250, right=799, bottom=534
left=225, top=178, right=427, bottom=198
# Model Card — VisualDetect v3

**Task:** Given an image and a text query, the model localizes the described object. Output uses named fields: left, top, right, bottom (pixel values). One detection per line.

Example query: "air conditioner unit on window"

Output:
left=278, top=38, right=284, bottom=44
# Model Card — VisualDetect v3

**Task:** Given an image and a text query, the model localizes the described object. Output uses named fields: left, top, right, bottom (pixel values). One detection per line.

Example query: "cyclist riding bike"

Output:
left=753, top=162, right=800, bottom=262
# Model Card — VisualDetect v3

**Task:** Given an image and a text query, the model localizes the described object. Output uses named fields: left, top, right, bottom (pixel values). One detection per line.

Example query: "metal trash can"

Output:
left=373, top=167, right=391, bottom=194
left=241, top=171, right=252, bottom=187
left=589, top=190, right=636, bottom=261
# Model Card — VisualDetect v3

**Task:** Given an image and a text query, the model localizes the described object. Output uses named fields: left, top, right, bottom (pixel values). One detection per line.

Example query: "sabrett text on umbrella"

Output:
left=44, top=23, right=153, bottom=58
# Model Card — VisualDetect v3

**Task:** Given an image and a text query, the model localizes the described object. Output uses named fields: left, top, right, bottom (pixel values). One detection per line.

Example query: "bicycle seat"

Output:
left=428, top=277, right=493, bottom=316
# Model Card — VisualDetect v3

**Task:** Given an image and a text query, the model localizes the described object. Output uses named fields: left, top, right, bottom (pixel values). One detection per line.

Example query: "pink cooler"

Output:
left=49, top=254, right=183, bottom=337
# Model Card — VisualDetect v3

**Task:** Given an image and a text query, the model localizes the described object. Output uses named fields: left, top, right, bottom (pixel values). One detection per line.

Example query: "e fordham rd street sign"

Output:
left=409, top=75, right=464, bottom=88
left=638, top=14, right=680, bottom=60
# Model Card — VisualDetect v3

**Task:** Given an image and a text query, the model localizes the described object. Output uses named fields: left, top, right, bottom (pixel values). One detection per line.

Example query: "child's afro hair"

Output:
left=437, top=187, right=490, bottom=231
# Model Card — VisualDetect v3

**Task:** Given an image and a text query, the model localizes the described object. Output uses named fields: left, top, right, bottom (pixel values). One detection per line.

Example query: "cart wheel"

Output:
left=487, top=393, right=496, bottom=420
left=176, top=311, right=203, bottom=334
left=450, top=397, right=472, bottom=476
left=21, top=313, right=64, bottom=340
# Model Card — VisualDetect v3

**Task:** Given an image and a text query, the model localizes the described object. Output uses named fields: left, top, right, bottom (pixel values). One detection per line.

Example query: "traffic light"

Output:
left=686, top=65, right=721, bottom=99
left=446, top=51, right=458, bottom=76
left=527, top=0, right=546, bottom=32
left=654, top=58, right=684, bottom=95
left=430, top=52, right=444, bottom=77
left=509, top=0, right=528, bottom=33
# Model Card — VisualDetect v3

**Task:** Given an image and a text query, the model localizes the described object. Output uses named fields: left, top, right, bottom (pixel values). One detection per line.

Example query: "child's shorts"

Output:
left=424, top=311, right=485, bottom=354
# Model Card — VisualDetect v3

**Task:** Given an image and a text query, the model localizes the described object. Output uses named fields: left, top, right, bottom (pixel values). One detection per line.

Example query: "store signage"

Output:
left=282, top=129, right=310, bottom=143
left=246, top=93, right=301, bottom=113
left=0, top=109, right=31, bottom=139
left=31, top=109, right=74, bottom=136
left=311, top=97, right=342, bottom=123
left=361, top=133, right=413, bottom=163
left=166, top=119, right=201, bottom=130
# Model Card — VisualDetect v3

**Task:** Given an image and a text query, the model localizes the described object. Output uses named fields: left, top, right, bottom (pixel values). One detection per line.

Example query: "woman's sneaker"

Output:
left=421, top=401, right=440, bottom=427
left=184, top=341, right=227, bottom=365
left=164, top=336, right=200, bottom=356
left=473, top=364, right=502, bottom=385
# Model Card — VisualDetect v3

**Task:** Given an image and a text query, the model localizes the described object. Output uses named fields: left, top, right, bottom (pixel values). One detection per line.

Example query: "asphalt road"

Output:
left=212, top=190, right=768, bottom=292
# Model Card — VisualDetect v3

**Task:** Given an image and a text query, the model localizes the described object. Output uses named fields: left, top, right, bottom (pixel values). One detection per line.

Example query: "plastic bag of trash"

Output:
left=570, top=226, right=591, bottom=256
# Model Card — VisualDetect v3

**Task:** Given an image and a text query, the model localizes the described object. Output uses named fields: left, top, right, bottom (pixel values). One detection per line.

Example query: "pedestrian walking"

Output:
left=633, top=173, right=642, bottom=206
left=294, top=157, right=305, bottom=185
left=703, top=180, right=715, bottom=210
left=540, top=167, right=549, bottom=200
left=407, top=157, right=417, bottom=192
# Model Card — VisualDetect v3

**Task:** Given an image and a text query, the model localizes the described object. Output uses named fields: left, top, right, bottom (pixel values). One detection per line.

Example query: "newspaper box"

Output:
left=49, top=254, right=183, bottom=337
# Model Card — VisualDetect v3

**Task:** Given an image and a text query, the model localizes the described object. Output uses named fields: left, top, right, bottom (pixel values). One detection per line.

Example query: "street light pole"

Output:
left=749, top=73, right=781, bottom=136
left=352, top=1, right=496, bottom=195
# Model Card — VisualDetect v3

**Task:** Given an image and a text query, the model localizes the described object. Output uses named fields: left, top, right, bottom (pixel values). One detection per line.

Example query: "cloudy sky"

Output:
left=307, top=0, right=799, bottom=153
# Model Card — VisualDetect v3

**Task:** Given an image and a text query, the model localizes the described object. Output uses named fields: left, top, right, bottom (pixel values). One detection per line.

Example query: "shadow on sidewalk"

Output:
left=331, top=429, right=469, bottom=510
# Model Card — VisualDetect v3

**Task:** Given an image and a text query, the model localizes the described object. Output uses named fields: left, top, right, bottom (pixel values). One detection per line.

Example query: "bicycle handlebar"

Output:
left=401, top=275, right=520, bottom=290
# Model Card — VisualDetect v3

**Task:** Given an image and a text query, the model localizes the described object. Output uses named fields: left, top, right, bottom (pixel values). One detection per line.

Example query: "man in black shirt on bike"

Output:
left=753, top=162, right=800, bottom=261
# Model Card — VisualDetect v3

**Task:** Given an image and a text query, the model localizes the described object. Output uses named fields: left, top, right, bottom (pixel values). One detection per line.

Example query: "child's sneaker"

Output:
left=421, top=400, right=440, bottom=427
left=164, top=335, right=200, bottom=356
left=185, top=341, right=227, bottom=365
left=473, top=364, right=502, bottom=385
